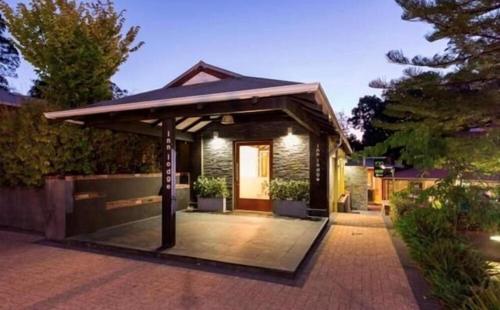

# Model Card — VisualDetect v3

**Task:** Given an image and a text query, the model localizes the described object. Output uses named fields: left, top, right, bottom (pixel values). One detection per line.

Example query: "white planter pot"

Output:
left=272, top=200, right=308, bottom=218
left=197, top=197, right=226, bottom=212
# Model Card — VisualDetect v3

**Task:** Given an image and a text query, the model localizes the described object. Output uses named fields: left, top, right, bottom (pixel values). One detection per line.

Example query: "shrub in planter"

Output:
left=268, top=179, right=309, bottom=218
left=193, top=176, right=229, bottom=212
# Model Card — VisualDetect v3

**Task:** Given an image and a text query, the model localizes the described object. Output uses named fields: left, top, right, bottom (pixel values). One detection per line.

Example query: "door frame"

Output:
left=234, top=140, right=273, bottom=212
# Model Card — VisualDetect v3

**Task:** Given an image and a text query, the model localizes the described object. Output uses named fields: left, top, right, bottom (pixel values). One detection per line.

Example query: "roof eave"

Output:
left=314, top=85, right=353, bottom=155
left=44, top=83, right=321, bottom=120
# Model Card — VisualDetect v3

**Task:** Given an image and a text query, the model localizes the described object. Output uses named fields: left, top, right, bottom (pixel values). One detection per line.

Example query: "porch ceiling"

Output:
left=44, top=87, right=352, bottom=153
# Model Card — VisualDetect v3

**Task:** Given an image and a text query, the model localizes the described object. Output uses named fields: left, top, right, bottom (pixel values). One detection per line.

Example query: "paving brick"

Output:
left=0, top=213, right=418, bottom=309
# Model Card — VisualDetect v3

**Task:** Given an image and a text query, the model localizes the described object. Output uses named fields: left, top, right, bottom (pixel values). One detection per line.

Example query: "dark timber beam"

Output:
left=283, top=100, right=321, bottom=136
left=159, top=118, right=176, bottom=249
left=75, top=96, right=289, bottom=125
left=92, top=122, right=194, bottom=142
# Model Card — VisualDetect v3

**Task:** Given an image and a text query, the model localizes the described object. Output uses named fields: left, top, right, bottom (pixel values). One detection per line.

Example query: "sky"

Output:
left=6, top=0, right=448, bottom=115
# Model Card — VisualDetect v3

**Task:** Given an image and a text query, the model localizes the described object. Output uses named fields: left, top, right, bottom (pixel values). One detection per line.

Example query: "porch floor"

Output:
left=69, top=211, right=328, bottom=274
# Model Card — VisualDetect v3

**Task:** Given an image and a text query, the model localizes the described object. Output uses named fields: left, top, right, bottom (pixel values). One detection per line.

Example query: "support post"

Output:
left=309, top=133, right=329, bottom=217
left=160, top=118, right=176, bottom=249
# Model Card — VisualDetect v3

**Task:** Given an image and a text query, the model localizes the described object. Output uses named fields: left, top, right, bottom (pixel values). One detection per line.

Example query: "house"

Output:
left=44, top=61, right=352, bottom=248
left=345, top=157, right=395, bottom=210
left=381, top=168, right=500, bottom=200
left=346, top=157, right=500, bottom=211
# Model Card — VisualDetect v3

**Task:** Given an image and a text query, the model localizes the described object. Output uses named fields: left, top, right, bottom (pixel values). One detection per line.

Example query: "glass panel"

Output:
left=239, top=145, right=270, bottom=199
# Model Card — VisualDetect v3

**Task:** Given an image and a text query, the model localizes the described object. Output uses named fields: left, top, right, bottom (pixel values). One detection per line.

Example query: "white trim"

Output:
left=314, top=85, right=353, bottom=154
left=44, top=83, right=320, bottom=120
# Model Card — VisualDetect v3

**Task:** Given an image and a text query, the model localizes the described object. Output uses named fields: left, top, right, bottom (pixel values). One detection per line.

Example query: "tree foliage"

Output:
left=0, top=13, right=19, bottom=91
left=337, top=111, right=363, bottom=151
left=0, top=102, right=159, bottom=187
left=348, top=95, right=392, bottom=147
left=368, top=0, right=500, bottom=177
left=0, top=0, right=143, bottom=107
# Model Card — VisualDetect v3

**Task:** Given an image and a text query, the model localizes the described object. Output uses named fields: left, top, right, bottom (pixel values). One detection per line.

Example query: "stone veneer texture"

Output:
left=201, top=120, right=310, bottom=209
left=345, top=166, right=368, bottom=210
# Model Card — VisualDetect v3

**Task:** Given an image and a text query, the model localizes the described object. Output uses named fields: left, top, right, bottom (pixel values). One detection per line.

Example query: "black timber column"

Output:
left=160, top=118, right=176, bottom=249
left=189, top=135, right=202, bottom=202
left=309, top=133, right=329, bottom=217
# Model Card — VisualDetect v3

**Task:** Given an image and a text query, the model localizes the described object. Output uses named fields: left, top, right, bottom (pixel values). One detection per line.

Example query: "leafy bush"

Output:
left=462, top=278, right=500, bottom=310
left=419, top=239, right=490, bottom=308
left=0, top=102, right=160, bottom=187
left=396, top=207, right=455, bottom=256
left=193, top=176, right=229, bottom=198
left=395, top=206, right=493, bottom=308
left=267, top=179, right=309, bottom=202
left=390, top=189, right=420, bottom=222
left=423, top=180, right=500, bottom=233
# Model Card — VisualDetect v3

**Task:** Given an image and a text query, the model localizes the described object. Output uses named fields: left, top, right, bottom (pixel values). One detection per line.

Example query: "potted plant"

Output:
left=268, top=179, right=309, bottom=218
left=193, top=176, right=229, bottom=212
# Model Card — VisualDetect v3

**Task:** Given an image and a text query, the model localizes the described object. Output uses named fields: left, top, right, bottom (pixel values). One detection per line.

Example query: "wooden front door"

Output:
left=235, top=141, right=272, bottom=212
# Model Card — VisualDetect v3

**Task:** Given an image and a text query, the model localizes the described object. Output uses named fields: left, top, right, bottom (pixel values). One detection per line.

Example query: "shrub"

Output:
left=395, top=206, right=493, bottom=308
left=396, top=207, right=455, bottom=258
left=420, top=239, right=490, bottom=308
left=462, top=278, right=500, bottom=310
left=193, top=176, right=229, bottom=198
left=390, top=189, right=420, bottom=222
left=0, top=101, right=160, bottom=187
left=423, top=180, right=500, bottom=233
left=267, top=179, right=309, bottom=202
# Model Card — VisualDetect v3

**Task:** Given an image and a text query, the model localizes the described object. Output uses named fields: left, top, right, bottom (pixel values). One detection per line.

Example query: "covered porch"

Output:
left=69, top=211, right=328, bottom=274
left=45, top=61, right=351, bottom=272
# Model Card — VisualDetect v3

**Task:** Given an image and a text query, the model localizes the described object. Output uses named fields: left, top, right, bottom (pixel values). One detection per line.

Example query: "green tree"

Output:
left=0, top=0, right=143, bottom=107
left=348, top=95, right=392, bottom=147
left=0, top=13, right=19, bottom=91
left=369, top=0, right=499, bottom=177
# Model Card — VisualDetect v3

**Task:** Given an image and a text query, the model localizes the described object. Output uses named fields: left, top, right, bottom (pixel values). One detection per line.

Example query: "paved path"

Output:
left=0, top=213, right=418, bottom=310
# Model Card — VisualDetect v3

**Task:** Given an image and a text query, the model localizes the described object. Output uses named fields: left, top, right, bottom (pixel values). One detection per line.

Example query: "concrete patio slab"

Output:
left=69, top=212, right=328, bottom=274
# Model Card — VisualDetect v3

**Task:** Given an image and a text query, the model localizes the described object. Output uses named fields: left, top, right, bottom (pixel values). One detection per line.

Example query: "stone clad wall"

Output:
left=345, top=166, right=368, bottom=210
left=201, top=120, right=310, bottom=209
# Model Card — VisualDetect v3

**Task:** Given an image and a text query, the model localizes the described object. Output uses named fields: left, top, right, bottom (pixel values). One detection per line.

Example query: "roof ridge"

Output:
left=164, top=61, right=243, bottom=88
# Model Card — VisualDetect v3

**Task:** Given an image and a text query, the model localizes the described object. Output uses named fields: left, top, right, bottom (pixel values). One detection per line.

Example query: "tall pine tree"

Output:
left=369, top=0, right=499, bottom=176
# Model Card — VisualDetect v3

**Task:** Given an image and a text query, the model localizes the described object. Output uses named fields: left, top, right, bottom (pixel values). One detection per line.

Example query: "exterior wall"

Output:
left=328, top=140, right=347, bottom=212
left=200, top=120, right=310, bottom=209
left=345, top=166, right=368, bottom=210
left=0, top=174, right=190, bottom=239
left=0, top=178, right=71, bottom=238
left=382, top=179, right=438, bottom=199
left=0, top=186, right=48, bottom=233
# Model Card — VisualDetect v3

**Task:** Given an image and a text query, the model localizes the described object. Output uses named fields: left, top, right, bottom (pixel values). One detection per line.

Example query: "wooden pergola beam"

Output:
left=92, top=122, right=194, bottom=141
left=283, top=100, right=321, bottom=136
left=75, top=96, right=289, bottom=125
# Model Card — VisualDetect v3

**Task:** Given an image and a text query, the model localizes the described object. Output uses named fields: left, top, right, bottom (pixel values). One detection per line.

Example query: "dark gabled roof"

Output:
left=0, top=89, right=29, bottom=108
left=90, top=75, right=301, bottom=108
left=165, top=60, right=243, bottom=88
left=44, top=60, right=354, bottom=154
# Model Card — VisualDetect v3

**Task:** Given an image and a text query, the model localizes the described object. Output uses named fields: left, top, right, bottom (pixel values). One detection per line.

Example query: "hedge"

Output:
left=0, top=101, right=160, bottom=187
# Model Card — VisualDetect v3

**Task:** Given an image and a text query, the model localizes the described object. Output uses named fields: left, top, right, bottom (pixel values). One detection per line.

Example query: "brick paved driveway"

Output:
left=0, top=213, right=418, bottom=310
